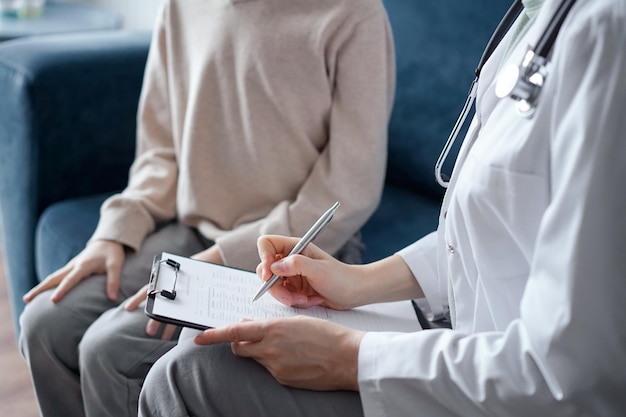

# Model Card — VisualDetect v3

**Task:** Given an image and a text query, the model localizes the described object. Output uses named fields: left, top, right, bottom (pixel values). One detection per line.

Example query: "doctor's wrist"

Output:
left=338, top=328, right=366, bottom=391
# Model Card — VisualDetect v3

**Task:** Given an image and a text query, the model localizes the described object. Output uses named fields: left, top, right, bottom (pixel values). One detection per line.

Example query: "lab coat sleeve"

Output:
left=358, top=4, right=626, bottom=417
left=396, top=232, right=446, bottom=320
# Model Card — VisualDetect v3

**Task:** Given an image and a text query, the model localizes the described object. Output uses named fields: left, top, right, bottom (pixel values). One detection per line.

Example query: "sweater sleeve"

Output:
left=216, top=11, right=396, bottom=271
left=90, top=1, right=178, bottom=251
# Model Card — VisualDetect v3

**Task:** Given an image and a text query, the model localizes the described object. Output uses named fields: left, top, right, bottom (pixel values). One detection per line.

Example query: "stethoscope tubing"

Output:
left=434, top=0, right=524, bottom=188
left=434, top=79, right=478, bottom=188
left=434, top=0, right=576, bottom=188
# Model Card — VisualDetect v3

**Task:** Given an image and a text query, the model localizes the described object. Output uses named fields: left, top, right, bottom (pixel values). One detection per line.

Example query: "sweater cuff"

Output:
left=90, top=202, right=156, bottom=252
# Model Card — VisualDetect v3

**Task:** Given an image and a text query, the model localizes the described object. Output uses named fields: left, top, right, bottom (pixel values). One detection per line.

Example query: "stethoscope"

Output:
left=435, top=0, right=577, bottom=188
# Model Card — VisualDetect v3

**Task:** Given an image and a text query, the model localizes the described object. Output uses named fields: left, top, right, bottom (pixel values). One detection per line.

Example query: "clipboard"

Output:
left=145, top=252, right=423, bottom=333
left=145, top=254, right=210, bottom=330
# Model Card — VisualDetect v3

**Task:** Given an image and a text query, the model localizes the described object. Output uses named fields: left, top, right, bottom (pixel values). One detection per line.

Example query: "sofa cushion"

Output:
left=35, top=193, right=111, bottom=280
left=361, top=181, right=441, bottom=263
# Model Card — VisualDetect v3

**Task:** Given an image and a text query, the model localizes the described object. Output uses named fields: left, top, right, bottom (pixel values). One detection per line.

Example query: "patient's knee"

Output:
left=19, top=292, right=74, bottom=360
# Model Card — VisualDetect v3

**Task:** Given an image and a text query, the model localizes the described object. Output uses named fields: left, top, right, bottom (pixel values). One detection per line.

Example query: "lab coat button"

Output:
left=447, top=243, right=455, bottom=254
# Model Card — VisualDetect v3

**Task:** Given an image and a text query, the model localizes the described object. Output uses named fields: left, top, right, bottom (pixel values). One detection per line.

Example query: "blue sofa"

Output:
left=0, top=0, right=509, bottom=334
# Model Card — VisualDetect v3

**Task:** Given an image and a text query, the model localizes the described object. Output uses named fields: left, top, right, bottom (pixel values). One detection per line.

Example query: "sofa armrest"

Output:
left=0, top=30, right=151, bottom=332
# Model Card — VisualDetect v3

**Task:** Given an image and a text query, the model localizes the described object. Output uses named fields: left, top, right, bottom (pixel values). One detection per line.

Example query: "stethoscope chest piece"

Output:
left=495, top=48, right=547, bottom=118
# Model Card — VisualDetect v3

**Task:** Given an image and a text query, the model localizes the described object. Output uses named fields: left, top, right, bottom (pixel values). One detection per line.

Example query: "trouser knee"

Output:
left=78, top=307, right=146, bottom=377
left=21, top=275, right=116, bottom=371
left=19, top=292, right=67, bottom=360
left=140, top=340, right=198, bottom=405
left=142, top=344, right=179, bottom=394
left=78, top=320, right=115, bottom=375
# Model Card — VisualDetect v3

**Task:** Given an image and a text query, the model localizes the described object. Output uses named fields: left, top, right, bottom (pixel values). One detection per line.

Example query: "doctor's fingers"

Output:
left=266, top=281, right=325, bottom=308
left=257, top=235, right=328, bottom=266
left=268, top=253, right=328, bottom=281
left=195, top=320, right=267, bottom=346
left=257, top=235, right=300, bottom=265
left=270, top=254, right=349, bottom=301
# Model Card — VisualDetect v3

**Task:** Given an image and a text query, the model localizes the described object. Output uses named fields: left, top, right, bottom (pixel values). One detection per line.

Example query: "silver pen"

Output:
left=252, top=202, right=340, bottom=302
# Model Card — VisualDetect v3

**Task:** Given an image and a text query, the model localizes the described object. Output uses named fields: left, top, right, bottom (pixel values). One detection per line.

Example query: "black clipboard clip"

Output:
left=147, top=255, right=181, bottom=300
left=145, top=253, right=209, bottom=331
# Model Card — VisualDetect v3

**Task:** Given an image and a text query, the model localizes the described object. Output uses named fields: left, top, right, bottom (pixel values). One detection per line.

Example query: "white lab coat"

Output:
left=358, top=0, right=626, bottom=415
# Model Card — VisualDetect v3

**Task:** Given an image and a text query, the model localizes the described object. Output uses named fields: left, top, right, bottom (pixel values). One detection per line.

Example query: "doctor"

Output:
left=138, top=0, right=626, bottom=415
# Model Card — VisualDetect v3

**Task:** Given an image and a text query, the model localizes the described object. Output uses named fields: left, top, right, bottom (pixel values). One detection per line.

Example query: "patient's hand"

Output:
left=23, top=239, right=125, bottom=303
left=122, top=246, right=223, bottom=341
left=124, top=285, right=179, bottom=341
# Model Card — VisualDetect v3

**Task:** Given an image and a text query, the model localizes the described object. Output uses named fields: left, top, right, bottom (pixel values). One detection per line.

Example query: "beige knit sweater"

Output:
left=91, top=0, right=396, bottom=271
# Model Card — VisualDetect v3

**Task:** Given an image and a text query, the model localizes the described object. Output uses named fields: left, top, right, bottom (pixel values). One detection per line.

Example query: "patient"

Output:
left=18, top=0, right=395, bottom=416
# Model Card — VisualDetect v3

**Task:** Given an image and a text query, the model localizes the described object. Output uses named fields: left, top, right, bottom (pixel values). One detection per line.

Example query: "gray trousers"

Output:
left=138, top=330, right=364, bottom=417
left=19, top=223, right=211, bottom=417
left=136, top=234, right=366, bottom=417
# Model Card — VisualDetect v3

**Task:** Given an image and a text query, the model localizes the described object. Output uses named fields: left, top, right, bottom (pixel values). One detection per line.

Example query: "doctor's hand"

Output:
left=256, top=235, right=365, bottom=310
left=23, top=240, right=125, bottom=304
left=195, top=316, right=365, bottom=391
left=124, top=284, right=179, bottom=340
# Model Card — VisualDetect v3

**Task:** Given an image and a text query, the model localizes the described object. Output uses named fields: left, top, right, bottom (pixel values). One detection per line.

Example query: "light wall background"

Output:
left=57, top=0, right=163, bottom=30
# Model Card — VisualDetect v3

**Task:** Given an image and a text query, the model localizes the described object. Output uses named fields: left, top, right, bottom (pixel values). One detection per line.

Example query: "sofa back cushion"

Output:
left=383, top=0, right=511, bottom=197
